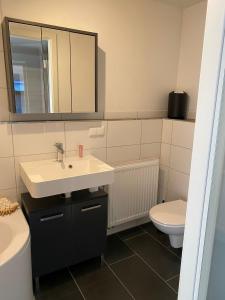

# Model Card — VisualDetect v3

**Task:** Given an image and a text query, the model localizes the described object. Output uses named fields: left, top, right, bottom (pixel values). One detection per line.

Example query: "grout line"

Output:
left=136, top=251, right=178, bottom=295
left=139, top=120, right=143, bottom=160
left=116, top=233, right=178, bottom=295
left=67, top=268, right=86, bottom=300
left=105, top=120, right=108, bottom=161
left=106, top=143, right=141, bottom=149
left=163, top=121, right=174, bottom=201
left=140, top=142, right=161, bottom=146
left=117, top=231, right=146, bottom=242
left=103, top=258, right=136, bottom=300
left=10, top=123, right=18, bottom=192
left=170, top=143, right=193, bottom=151
left=168, top=166, right=190, bottom=176
left=109, top=254, right=136, bottom=266
left=141, top=228, right=182, bottom=260
left=14, top=151, right=56, bottom=158
left=166, top=280, right=179, bottom=294
left=159, top=119, right=163, bottom=165
left=166, top=274, right=180, bottom=282
left=63, top=121, right=67, bottom=152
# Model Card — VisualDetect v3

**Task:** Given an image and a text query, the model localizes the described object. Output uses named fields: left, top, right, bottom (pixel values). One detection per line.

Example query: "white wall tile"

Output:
left=141, top=119, right=162, bottom=144
left=170, top=145, right=192, bottom=174
left=0, top=157, right=16, bottom=189
left=172, top=120, right=195, bottom=149
left=162, top=119, right=173, bottom=144
left=65, top=121, right=107, bottom=151
left=107, top=145, right=140, bottom=164
left=0, top=123, right=13, bottom=157
left=12, top=122, right=65, bottom=156
left=158, top=166, right=169, bottom=202
left=66, top=148, right=107, bottom=162
left=0, top=89, right=10, bottom=121
left=0, top=52, right=6, bottom=88
left=84, top=148, right=107, bottom=162
left=160, top=143, right=171, bottom=167
left=0, top=116, right=195, bottom=205
left=140, top=143, right=161, bottom=159
left=107, top=120, right=141, bottom=147
left=17, top=184, right=28, bottom=200
left=0, top=188, right=18, bottom=202
left=167, top=169, right=189, bottom=201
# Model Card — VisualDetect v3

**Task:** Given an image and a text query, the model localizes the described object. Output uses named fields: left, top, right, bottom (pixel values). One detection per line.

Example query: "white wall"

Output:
left=0, top=0, right=207, bottom=120
left=176, top=1, right=207, bottom=119
left=0, top=0, right=183, bottom=119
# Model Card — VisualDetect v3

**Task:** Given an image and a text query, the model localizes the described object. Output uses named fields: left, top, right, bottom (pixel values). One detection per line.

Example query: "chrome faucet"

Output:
left=55, top=142, right=64, bottom=162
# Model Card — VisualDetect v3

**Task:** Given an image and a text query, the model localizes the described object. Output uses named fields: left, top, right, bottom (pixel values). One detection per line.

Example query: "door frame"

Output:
left=178, top=1, right=225, bottom=299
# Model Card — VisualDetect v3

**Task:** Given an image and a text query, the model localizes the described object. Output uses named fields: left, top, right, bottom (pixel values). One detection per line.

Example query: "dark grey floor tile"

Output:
left=167, top=275, right=180, bottom=293
left=169, top=246, right=182, bottom=258
left=142, top=222, right=170, bottom=247
left=35, top=269, right=83, bottom=300
left=111, top=255, right=177, bottom=300
left=70, top=257, right=132, bottom=300
left=36, top=291, right=83, bottom=300
left=117, top=226, right=144, bottom=240
left=125, top=233, right=180, bottom=280
left=104, top=234, right=133, bottom=264
left=142, top=222, right=183, bottom=258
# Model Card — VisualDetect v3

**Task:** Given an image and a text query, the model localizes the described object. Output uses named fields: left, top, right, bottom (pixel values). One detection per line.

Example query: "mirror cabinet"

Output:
left=2, top=18, right=97, bottom=114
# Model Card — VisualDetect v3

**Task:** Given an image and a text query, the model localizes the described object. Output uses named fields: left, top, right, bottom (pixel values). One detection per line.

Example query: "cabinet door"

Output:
left=30, top=205, right=71, bottom=277
left=42, top=28, right=59, bottom=113
left=9, top=22, right=46, bottom=113
left=70, top=32, right=96, bottom=113
left=71, top=197, right=107, bottom=264
left=57, top=30, right=71, bottom=112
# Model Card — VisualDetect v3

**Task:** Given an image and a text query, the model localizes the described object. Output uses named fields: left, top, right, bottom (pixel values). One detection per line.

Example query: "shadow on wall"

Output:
left=10, top=47, right=106, bottom=122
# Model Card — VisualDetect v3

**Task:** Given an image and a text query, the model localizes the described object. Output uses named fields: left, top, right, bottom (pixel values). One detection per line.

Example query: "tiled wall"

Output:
left=159, top=119, right=195, bottom=202
left=0, top=118, right=194, bottom=202
left=0, top=119, right=163, bottom=201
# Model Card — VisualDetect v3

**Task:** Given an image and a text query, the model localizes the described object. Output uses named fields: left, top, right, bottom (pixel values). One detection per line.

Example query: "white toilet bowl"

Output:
left=149, top=199, right=187, bottom=248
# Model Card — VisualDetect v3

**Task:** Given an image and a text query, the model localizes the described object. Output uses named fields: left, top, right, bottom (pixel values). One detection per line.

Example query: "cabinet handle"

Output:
left=40, top=213, right=64, bottom=222
left=81, top=204, right=102, bottom=212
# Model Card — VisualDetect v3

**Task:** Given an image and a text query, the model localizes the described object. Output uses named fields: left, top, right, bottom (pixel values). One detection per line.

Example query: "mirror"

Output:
left=9, top=23, right=45, bottom=113
left=3, top=18, right=97, bottom=114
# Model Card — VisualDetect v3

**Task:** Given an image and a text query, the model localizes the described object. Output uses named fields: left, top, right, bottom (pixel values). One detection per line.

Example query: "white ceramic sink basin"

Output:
left=20, top=155, right=114, bottom=198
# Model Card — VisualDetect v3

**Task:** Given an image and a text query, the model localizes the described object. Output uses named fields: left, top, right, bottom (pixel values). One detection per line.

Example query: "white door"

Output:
left=178, top=0, right=225, bottom=299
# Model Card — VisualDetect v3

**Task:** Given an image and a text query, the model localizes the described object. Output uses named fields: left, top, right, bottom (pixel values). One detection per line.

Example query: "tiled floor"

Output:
left=35, top=222, right=181, bottom=300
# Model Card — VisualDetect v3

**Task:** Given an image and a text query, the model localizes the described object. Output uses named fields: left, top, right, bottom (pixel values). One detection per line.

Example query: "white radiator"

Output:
left=108, top=159, right=159, bottom=228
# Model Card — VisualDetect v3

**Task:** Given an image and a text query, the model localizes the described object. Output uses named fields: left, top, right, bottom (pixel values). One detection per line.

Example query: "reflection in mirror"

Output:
left=9, top=22, right=45, bottom=113
left=42, top=28, right=59, bottom=113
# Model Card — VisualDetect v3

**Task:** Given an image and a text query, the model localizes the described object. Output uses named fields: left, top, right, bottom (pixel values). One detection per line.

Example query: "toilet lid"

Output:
left=149, top=200, right=187, bottom=226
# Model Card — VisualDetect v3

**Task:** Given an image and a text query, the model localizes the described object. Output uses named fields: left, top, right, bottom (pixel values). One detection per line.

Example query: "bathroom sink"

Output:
left=20, top=155, right=114, bottom=198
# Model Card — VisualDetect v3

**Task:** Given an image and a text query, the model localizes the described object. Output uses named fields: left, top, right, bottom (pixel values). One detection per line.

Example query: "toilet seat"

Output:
left=149, top=199, right=187, bottom=227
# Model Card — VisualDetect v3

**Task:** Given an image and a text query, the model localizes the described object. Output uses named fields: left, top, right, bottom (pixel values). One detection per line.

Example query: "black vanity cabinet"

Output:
left=21, top=190, right=108, bottom=278
left=70, top=194, right=108, bottom=265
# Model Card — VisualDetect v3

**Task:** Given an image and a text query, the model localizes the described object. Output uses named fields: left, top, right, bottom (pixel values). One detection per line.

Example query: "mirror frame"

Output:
left=2, top=17, right=98, bottom=114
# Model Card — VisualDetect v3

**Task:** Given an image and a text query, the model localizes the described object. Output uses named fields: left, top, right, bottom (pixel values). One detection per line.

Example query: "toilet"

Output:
left=149, top=199, right=187, bottom=248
